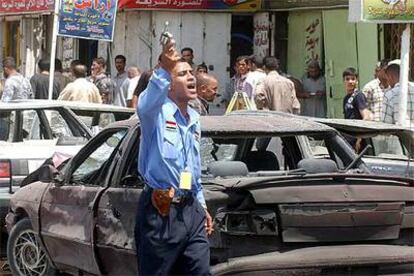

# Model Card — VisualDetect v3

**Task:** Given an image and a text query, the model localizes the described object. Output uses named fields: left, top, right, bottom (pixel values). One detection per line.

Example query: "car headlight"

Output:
left=215, top=209, right=278, bottom=236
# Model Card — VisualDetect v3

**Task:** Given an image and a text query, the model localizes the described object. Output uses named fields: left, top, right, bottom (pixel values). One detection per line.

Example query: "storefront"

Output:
left=266, top=0, right=381, bottom=118
left=0, top=1, right=55, bottom=77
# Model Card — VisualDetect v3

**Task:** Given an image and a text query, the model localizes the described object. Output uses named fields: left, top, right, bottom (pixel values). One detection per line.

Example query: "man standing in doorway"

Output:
left=181, top=47, right=195, bottom=69
left=362, top=59, right=390, bottom=121
left=90, top=57, right=114, bottom=104
left=135, top=40, right=212, bottom=275
left=1, top=57, right=32, bottom=102
left=297, top=60, right=326, bottom=118
left=112, top=55, right=128, bottom=106
left=190, top=73, right=218, bottom=115
left=30, top=59, right=59, bottom=99
left=254, top=56, right=300, bottom=114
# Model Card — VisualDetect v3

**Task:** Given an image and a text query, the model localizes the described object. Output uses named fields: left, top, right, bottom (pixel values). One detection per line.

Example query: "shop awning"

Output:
left=264, top=0, right=347, bottom=11
left=0, top=0, right=53, bottom=15
left=118, top=0, right=262, bottom=11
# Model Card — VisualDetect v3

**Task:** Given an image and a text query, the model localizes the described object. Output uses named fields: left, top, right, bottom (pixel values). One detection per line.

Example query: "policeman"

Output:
left=135, top=40, right=213, bottom=275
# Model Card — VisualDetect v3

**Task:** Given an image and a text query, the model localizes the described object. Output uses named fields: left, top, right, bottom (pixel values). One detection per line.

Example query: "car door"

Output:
left=362, top=132, right=414, bottom=178
left=39, top=127, right=128, bottom=274
left=94, top=127, right=141, bottom=275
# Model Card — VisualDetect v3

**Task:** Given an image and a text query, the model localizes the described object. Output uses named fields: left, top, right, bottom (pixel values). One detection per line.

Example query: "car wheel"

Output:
left=7, top=218, right=56, bottom=276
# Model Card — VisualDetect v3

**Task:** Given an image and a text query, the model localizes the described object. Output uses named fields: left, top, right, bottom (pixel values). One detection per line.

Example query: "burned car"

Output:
left=5, top=113, right=414, bottom=275
left=313, top=118, right=413, bottom=178
left=0, top=100, right=134, bottom=234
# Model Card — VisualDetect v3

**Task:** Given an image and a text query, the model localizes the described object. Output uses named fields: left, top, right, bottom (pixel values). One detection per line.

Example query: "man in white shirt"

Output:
left=122, top=66, right=141, bottom=107
left=244, top=55, right=266, bottom=102
left=112, top=55, right=128, bottom=106
left=58, top=63, right=102, bottom=103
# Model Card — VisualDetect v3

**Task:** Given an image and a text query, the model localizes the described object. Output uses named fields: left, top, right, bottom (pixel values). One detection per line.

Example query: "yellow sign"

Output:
left=362, top=0, right=414, bottom=22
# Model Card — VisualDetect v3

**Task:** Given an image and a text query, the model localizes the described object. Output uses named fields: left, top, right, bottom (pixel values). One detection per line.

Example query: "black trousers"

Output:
left=135, top=189, right=211, bottom=275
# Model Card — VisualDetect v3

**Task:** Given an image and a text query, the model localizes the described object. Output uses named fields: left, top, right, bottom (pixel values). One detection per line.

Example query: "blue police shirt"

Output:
left=137, top=67, right=206, bottom=208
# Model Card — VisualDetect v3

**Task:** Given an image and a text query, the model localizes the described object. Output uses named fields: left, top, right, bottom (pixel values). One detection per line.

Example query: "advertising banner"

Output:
left=58, top=0, right=118, bottom=41
left=350, top=0, right=414, bottom=23
left=118, top=0, right=261, bottom=11
left=0, top=0, right=53, bottom=14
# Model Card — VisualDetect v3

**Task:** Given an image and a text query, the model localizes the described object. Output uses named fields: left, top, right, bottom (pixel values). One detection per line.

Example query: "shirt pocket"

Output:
left=163, top=131, right=178, bottom=159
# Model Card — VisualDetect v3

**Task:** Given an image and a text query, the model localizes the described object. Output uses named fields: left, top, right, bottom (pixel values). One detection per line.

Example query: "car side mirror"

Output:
left=37, top=165, right=64, bottom=187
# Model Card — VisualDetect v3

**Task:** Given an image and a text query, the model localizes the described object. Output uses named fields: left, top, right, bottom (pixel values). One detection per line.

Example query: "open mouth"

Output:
left=187, top=84, right=196, bottom=90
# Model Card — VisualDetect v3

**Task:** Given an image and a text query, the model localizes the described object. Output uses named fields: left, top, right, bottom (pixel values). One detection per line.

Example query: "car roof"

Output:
left=0, top=99, right=135, bottom=113
left=107, top=111, right=336, bottom=136
left=310, top=118, right=413, bottom=135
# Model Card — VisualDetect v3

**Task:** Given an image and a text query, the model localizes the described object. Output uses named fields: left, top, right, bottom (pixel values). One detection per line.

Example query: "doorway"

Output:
left=3, top=21, right=21, bottom=65
left=78, top=39, right=98, bottom=72
left=230, top=15, right=253, bottom=77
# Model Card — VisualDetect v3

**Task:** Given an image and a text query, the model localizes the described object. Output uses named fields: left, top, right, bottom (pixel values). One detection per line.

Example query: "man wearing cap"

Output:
left=135, top=39, right=213, bottom=275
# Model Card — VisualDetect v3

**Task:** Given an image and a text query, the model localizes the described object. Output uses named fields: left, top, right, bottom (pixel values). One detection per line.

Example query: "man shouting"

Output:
left=135, top=39, right=213, bottom=275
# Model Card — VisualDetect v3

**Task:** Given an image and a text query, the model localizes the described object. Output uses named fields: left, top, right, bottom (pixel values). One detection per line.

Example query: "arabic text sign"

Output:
left=362, top=0, right=414, bottom=22
left=118, top=0, right=261, bottom=11
left=0, top=0, right=53, bottom=14
left=58, top=0, right=118, bottom=41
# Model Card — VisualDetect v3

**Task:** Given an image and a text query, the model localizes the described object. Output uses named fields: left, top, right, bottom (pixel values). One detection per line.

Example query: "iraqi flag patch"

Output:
left=166, top=120, right=177, bottom=131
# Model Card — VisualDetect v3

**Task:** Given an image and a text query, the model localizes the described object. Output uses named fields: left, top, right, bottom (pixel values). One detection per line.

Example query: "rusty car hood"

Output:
left=204, top=173, right=414, bottom=204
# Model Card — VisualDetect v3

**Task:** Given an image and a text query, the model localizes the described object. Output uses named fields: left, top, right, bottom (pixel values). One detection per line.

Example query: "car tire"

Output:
left=7, top=218, right=56, bottom=276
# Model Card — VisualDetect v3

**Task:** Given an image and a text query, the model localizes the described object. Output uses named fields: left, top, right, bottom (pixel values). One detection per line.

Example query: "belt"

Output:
left=144, top=185, right=193, bottom=204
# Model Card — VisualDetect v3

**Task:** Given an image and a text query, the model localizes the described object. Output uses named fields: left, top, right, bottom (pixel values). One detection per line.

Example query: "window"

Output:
left=369, top=134, right=408, bottom=159
left=44, top=110, right=74, bottom=139
left=71, top=129, right=127, bottom=185
left=201, top=137, right=239, bottom=168
left=0, top=111, right=16, bottom=142
left=22, top=110, right=42, bottom=140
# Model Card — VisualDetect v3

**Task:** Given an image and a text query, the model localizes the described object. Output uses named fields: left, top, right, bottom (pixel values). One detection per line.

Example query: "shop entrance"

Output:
left=230, top=15, right=253, bottom=77
left=78, top=39, right=98, bottom=72
left=3, top=21, right=21, bottom=65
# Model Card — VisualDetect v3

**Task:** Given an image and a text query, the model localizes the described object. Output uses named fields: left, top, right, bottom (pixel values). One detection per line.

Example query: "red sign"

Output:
left=118, top=0, right=261, bottom=10
left=0, top=0, right=54, bottom=14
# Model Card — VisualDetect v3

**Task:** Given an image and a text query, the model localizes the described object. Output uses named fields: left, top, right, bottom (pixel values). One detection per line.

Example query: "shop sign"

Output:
left=0, top=0, right=53, bottom=14
left=350, top=0, right=414, bottom=23
left=118, top=0, right=261, bottom=11
left=265, top=0, right=347, bottom=10
left=58, top=0, right=118, bottom=41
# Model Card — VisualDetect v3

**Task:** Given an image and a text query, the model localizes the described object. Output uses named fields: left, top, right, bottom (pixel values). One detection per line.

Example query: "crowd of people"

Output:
left=0, top=51, right=413, bottom=132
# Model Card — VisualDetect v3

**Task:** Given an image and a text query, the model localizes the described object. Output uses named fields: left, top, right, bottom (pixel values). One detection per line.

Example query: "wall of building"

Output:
left=101, top=10, right=232, bottom=111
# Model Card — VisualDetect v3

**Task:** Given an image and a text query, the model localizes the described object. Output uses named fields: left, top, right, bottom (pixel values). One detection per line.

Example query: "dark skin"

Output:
left=160, top=40, right=214, bottom=236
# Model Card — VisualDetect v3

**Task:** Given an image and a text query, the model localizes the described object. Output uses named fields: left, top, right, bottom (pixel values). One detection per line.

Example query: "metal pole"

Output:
left=48, top=0, right=60, bottom=100
left=397, top=23, right=410, bottom=127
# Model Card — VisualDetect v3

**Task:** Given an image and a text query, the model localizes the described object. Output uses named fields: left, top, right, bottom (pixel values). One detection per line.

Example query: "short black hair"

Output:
left=70, top=59, right=82, bottom=68
left=379, top=59, right=390, bottom=69
left=2, top=56, right=16, bottom=69
left=196, top=63, right=208, bottom=73
left=115, top=55, right=126, bottom=63
left=263, top=56, right=279, bottom=71
left=38, top=59, right=50, bottom=72
left=73, top=64, right=87, bottom=78
left=55, top=58, right=63, bottom=72
left=250, top=55, right=264, bottom=68
left=385, top=63, right=400, bottom=77
left=181, top=47, right=193, bottom=55
left=342, top=67, right=358, bottom=79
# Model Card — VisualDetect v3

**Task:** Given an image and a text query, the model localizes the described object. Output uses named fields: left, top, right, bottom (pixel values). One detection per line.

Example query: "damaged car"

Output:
left=0, top=100, right=134, bottom=235
left=5, top=112, right=414, bottom=275
left=313, top=118, right=413, bottom=178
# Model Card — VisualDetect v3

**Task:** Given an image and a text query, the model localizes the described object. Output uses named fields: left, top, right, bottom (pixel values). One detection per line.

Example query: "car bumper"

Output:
left=211, top=244, right=414, bottom=275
